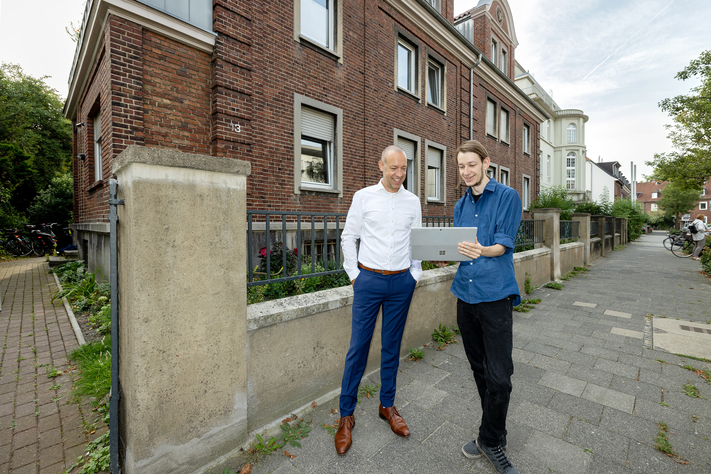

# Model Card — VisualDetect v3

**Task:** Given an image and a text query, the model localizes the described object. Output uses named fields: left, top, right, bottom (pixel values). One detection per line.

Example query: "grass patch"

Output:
left=407, top=347, right=424, bottom=361
left=432, top=324, right=457, bottom=349
left=674, top=353, right=711, bottom=364
left=681, top=365, right=711, bottom=384
left=683, top=382, right=700, bottom=398
left=545, top=282, right=563, bottom=290
left=513, top=298, right=542, bottom=313
left=69, top=337, right=111, bottom=401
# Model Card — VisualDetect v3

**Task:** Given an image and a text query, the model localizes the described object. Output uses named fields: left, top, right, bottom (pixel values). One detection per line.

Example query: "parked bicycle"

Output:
left=3, top=228, right=33, bottom=257
left=663, top=232, right=687, bottom=251
left=25, top=224, right=57, bottom=256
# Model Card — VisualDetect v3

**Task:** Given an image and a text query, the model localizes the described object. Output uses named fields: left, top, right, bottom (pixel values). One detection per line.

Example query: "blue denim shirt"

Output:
left=451, top=179, right=522, bottom=306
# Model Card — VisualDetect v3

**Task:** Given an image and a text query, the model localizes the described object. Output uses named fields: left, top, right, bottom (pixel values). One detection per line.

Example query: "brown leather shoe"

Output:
left=379, top=404, right=410, bottom=437
left=335, top=415, right=355, bottom=454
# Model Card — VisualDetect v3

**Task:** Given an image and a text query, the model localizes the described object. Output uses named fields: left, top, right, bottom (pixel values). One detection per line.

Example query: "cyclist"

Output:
left=690, top=213, right=709, bottom=260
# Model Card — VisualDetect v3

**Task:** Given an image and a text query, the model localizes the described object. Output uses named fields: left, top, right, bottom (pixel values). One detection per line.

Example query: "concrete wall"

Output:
left=590, top=237, right=601, bottom=262
left=513, top=248, right=551, bottom=295
left=560, top=242, right=584, bottom=275
left=71, top=222, right=110, bottom=279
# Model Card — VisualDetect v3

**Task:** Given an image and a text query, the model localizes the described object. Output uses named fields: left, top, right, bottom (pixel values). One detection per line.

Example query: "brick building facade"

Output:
left=637, top=180, right=711, bottom=226
left=64, top=0, right=547, bottom=272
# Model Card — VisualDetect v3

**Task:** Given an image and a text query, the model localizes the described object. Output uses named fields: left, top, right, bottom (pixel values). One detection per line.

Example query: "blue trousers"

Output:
left=339, top=269, right=417, bottom=416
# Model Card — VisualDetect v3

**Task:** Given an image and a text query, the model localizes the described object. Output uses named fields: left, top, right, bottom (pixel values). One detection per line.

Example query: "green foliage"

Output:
left=700, top=240, right=711, bottom=273
left=26, top=172, right=73, bottom=225
left=646, top=212, right=675, bottom=229
left=656, top=182, right=702, bottom=227
left=513, top=298, right=541, bottom=313
left=50, top=260, right=87, bottom=284
left=654, top=424, right=676, bottom=456
left=68, top=431, right=110, bottom=474
left=407, top=347, right=424, bottom=361
left=357, top=384, right=380, bottom=404
left=0, top=64, right=72, bottom=212
left=89, top=303, right=111, bottom=336
left=432, top=324, right=456, bottom=348
left=530, top=185, right=575, bottom=220
left=280, top=419, right=312, bottom=448
left=647, top=50, right=711, bottom=190
left=524, top=272, right=534, bottom=295
left=258, top=241, right=298, bottom=275
left=545, top=282, right=563, bottom=290
left=573, top=200, right=604, bottom=216
left=610, top=198, right=646, bottom=241
left=69, top=337, right=112, bottom=401
left=251, top=433, right=282, bottom=459
left=683, top=382, right=700, bottom=398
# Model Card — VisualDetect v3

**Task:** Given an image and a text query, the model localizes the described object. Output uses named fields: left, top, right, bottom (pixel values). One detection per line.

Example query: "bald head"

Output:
left=381, top=145, right=406, bottom=165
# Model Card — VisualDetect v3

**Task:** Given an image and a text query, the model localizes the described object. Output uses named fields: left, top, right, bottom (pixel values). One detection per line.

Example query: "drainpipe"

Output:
left=470, top=53, right=483, bottom=141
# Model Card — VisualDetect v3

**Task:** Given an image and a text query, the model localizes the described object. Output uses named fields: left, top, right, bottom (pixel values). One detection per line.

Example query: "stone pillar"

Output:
left=532, top=208, right=561, bottom=281
left=596, top=216, right=607, bottom=256
left=572, top=213, right=591, bottom=265
left=113, top=146, right=251, bottom=474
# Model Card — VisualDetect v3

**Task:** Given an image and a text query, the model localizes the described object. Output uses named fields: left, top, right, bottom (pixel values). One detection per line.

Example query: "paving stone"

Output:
left=528, top=353, right=571, bottom=375
left=563, top=417, right=630, bottom=464
left=396, top=380, right=447, bottom=410
left=11, top=443, right=38, bottom=469
left=627, top=440, right=705, bottom=474
left=422, top=419, right=472, bottom=461
left=310, top=449, right=381, bottom=474
left=582, top=384, right=635, bottom=414
left=580, top=346, right=622, bottom=362
left=13, top=427, right=38, bottom=449
left=509, top=380, right=556, bottom=409
left=428, top=394, right=481, bottom=431
left=522, top=341, right=561, bottom=358
left=511, top=361, right=545, bottom=384
left=432, top=373, right=476, bottom=401
left=609, top=375, right=662, bottom=402
left=555, top=348, right=598, bottom=367
left=511, top=348, right=534, bottom=364
left=537, top=371, right=587, bottom=397
left=634, top=397, right=702, bottom=436
left=515, top=430, right=592, bottom=474
left=509, top=400, right=570, bottom=438
left=586, top=453, right=641, bottom=474
left=567, top=363, right=614, bottom=387
left=547, top=392, right=604, bottom=426
left=599, top=407, right=659, bottom=444
left=370, top=437, right=472, bottom=474
left=594, top=358, right=640, bottom=380
left=396, top=403, right=446, bottom=442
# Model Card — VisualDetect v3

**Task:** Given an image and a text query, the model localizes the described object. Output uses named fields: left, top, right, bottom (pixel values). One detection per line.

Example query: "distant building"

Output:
left=595, top=161, right=631, bottom=200
left=586, top=157, right=615, bottom=204
left=637, top=180, right=711, bottom=224
left=514, top=61, right=588, bottom=202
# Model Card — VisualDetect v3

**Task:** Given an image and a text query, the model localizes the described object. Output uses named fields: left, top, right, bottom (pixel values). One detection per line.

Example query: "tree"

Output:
left=647, top=50, right=711, bottom=189
left=610, top=198, right=646, bottom=241
left=26, top=173, right=73, bottom=226
left=530, top=185, right=575, bottom=220
left=656, top=182, right=702, bottom=227
left=0, top=63, right=73, bottom=212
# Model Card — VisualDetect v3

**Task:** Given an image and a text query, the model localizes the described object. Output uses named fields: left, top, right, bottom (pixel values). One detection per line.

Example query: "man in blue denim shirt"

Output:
left=453, top=140, right=522, bottom=474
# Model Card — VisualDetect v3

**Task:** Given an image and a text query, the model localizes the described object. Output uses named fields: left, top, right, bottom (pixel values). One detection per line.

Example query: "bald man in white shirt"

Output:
left=334, top=145, right=422, bottom=455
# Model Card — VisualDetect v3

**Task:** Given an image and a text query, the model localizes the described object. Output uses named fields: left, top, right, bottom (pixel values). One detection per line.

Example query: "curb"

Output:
left=52, top=269, right=86, bottom=346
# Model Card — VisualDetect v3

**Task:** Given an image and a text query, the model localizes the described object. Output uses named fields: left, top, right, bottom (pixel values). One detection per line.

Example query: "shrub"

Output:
left=530, top=186, right=575, bottom=220
left=258, top=241, right=298, bottom=276
left=26, top=172, right=73, bottom=226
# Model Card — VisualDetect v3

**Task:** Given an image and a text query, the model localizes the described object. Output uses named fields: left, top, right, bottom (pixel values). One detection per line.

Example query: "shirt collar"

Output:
left=377, top=178, right=403, bottom=195
left=466, top=178, right=498, bottom=197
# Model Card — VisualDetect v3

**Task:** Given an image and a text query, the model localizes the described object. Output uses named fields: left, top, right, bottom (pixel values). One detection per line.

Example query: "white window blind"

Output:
left=302, top=106, right=334, bottom=141
left=397, top=137, right=416, bottom=193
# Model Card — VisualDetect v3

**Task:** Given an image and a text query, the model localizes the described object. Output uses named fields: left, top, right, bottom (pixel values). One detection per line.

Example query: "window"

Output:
left=566, top=152, right=576, bottom=190
left=294, top=94, right=343, bottom=195
left=486, top=163, right=497, bottom=180
left=301, top=0, right=334, bottom=49
left=546, top=120, right=550, bottom=141
left=141, top=0, right=212, bottom=31
left=522, top=175, right=531, bottom=210
left=395, top=130, right=420, bottom=195
left=567, top=123, right=576, bottom=143
left=499, top=166, right=509, bottom=186
left=425, top=141, right=446, bottom=202
left=427, top=59, right=443, bottom=108
left=651, top=203, right=658, bottom=212
left=397, top=38, right=417, bottom=95
left=700, top=202, right=708, bottom=211
left=546, top=155, right=551, bottom=181
left=500, top=109, right=509, bottom=143
left=523, top=124, right=530, bottom=154
left=423, top=0, right=440, bottom=11
left=491, top=38, right=498, bottom=65
left=652, top=192, right=659, bottom=199
left=500, top=48, right=507, bottom=76
left=93, top=111, right=102, bottom=182
left=486, top=100, right=497, bottom=137
left=703, top=188, right=707, bottom=196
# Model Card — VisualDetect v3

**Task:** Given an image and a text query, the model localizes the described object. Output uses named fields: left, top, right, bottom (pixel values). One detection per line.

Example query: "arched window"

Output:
left=567, top=123, right=576, bottom=143
left=566, top=152, right=576, bottom=190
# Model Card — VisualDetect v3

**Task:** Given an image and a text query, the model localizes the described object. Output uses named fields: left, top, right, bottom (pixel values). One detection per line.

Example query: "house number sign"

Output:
left=230, top=122, right=242, bottom=133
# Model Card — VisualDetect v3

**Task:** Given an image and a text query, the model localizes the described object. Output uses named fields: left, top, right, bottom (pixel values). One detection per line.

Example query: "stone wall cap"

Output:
left=112, top=145, right=252, bottom=177
left=571, top=213, right=591, bottom=217
left=531, top=208, right=561, bottom=213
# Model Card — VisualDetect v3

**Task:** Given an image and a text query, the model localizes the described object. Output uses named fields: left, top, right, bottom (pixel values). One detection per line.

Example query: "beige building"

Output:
left=515, top=61, right=588, bottom=202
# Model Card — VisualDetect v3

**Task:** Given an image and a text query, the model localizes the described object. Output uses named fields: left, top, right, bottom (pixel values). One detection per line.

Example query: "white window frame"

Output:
left=295, top=0, right=343, bottom=58
left=486, top=162, right=498, bottom=181
left=425, top=140, right=446, bottom=203
left=500, top=47, right=507, bottom=76
left=566, top=152, right=576, bottom=190
left=702, top=188, right=707, bottom=196
left=652, top=192, right=659, bottom=199
left=522, top=174, right=531, bottom=210
left=498, top=165, right=510, bottom=187
left=396, top=37, right=418, bottom=96
left=523, top=123, right=530, bottom=154
left=293, top=94, right=343, bottom=196
left=491, top=38, right=498, bottom=65
left=394, top=129, right=421, bottom=197
left=546, top=155, right=551, bottom=181
left=500, top=108, right=509, bottom=144
left=700, top=202, right=708, bottom=211
left=651, top=203, right=658, bottom=212
left=486, top=99, right=497, bottom=138
left=567, top=123, right=576, bottom=143
left=93, top=111, right=102, bottom=182
left=427, top=58, right=444, bottom=109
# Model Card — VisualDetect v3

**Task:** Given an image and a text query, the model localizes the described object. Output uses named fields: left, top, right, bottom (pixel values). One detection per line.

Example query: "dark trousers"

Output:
left=457, top=297, right=514, bottom=448
left=339, top=269, right=417, bottom=416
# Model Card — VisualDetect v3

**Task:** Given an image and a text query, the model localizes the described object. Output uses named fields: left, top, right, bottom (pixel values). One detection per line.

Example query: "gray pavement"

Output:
left=238, top=231, right=711, bottom=474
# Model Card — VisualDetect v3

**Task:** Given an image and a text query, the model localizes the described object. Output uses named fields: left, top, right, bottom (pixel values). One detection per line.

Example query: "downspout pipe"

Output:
left=470, top=52, right=483, bottom=141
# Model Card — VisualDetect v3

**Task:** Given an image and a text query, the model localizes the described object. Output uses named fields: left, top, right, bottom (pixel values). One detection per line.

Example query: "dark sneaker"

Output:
left=462, top=439, right=507, bottom=459
left=476, top=438, right=519, bottom=474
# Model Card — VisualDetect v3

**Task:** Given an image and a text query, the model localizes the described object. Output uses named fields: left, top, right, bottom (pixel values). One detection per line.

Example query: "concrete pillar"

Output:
left=596, top=215, right=606, bottom=256
left=572, top=213, right=591, bottom=265
left=532, top=208, right=561, bottom=281
left=113, top=146, right=251, bottom=474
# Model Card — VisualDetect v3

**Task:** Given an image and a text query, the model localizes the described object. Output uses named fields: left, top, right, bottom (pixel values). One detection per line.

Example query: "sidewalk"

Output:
left=241, top=232, right=711, bottom=474
left=0, top=258, right=93, bottom=474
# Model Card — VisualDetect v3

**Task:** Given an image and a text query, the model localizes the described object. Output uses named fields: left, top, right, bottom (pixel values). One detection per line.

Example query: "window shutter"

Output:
left=427, top=147, right=441, bottom=169
left=302, top=106, right=334, bottom=141
left=397, top=137, right=416, bottom=162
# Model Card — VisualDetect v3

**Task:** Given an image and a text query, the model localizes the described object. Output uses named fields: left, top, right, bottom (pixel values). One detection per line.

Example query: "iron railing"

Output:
left=605, top=219, right=611, bottom=234
left=247, top=211, right=347, bottom=287
left=515, top=219, right=544, bottom=251
left=423, top=216, right=454, bottom=227
left=560, top=220, right=580, bottom=241
left=590, top=220, right=598, bottom=237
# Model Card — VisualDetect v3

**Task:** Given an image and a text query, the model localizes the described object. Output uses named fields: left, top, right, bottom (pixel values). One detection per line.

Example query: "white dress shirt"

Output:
left=342, top=179, right=422, bottom=282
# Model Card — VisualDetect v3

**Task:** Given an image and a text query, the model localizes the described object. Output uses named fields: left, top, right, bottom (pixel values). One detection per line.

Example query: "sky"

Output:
left=454, top=0, right=711, bottom=182
left=1, top=0, right=709, bottom=183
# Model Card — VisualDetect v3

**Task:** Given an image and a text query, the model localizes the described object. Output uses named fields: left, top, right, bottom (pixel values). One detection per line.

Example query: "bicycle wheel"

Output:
left=671, top=239, right=695, bottom=258
left=5, top=240, right=23, bottom=256
left=31, top=241, right=44, bottom=257
left=663, top=237, right=673, bottom=250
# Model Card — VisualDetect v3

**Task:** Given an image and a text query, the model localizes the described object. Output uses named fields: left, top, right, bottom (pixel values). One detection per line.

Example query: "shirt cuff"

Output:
left=345, top=268, right=360, bottom=282
left=494, top=232, right=515, bottom=250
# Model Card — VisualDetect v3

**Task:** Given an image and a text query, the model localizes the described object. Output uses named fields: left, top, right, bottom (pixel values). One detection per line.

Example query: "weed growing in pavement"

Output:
left=357, top=384, right=380, bottom=404
left=407, top=348, right=424, bottom=361
left=675, top=353, right=711, bottom=364
left=614, top=245, right=626, bottom=251
left=321, top=420, right=338, bottom=436
left=683, top=382, right=700, bottom=398
left=655, top=359, right=668, bottom=364
left=46, top=366, right=61, bottom=378
left=682, top=365, right=711, bottom=384
left=62, top=431, right=110, bottom=474
left=545, top=282, right=563, bottom=290
left=452, top=326, right=460, bottom=335
left=654, top=424, right=675, bottom=455
left=524, top=272, right=534, bottom=295
left=69, top=337, right=111, bottom=400
left=432, top=324, right=457, bottom=349
left=658, top=401, right=670, bottom=407
left=514, top=298, right=542, bottom=313
left=280, top=418, right=312, bottom=448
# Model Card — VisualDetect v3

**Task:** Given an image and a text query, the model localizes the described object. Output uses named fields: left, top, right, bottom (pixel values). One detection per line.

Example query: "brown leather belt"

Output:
left=358, top=263, right=408, bottom=275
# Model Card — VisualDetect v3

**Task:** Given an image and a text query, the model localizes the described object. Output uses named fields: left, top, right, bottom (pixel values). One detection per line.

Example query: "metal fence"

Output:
left=515, top=219, right=544, bottom=251
left=590, top=220, right=598, bottom=237
left=560, top=220, right=580, bottom=241
left=423, top=216, right=454, bottom=227
left=247, top=211, right=347, bottom=287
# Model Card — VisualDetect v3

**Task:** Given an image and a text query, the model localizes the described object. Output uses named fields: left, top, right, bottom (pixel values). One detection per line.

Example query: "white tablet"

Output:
left=410, top=227, right=477, bottom=261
